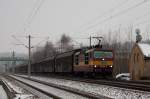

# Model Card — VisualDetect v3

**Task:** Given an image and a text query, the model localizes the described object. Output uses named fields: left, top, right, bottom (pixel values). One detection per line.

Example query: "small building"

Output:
left=129, top=43, right=150, bottom=80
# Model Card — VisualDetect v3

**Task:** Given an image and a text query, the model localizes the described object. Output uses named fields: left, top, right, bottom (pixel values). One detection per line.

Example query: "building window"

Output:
left=134, top=53, right=136, bottom=63
left=75, top=55, right=79, bottom=65
left=137, top=53, right=139, bottom=62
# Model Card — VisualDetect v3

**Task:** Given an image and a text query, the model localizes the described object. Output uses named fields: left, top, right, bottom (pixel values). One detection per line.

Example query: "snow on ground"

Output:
left=14, top=94, right=35, bottom=99
left=0, top=85, right=8, bottom=99
left=11, top=76, right=88, bottom=99
left=1, top=77, right=38, bottom=99
left=20, top=75, right=150, bottom=99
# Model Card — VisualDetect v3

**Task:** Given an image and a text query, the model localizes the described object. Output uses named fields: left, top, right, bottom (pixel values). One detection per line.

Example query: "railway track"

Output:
left=5, top=74, right=111, bottom=99
left=90, top=79, right=150, bottom=92
left=54, top=76, right=150, bottom=92
left=3, top=75, right=60, bottom=99
left=64, top=77, right=150, bottom=92
left=17, top=74, right=150, bottom=92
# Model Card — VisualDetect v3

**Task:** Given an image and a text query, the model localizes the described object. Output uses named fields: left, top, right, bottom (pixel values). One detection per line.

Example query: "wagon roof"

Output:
left=30, top=56, right=55, bottom=65
left=138, top=43, right=150, bottom=57
left=56, top=50, right=75, bottom=58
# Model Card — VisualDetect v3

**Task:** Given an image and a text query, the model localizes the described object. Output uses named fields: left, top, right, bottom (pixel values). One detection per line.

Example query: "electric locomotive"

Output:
left=74, top=47, right=114, bottom=75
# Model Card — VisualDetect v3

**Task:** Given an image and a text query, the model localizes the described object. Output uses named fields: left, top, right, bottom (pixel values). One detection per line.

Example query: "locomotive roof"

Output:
left=138, top=43, right=150, bottom=57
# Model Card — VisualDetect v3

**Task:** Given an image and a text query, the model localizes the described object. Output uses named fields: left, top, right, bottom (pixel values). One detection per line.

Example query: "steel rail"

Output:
left=22, top=74, right=150, bottom=92
left=4, top=75, right=61, bottom=99
left=12, top=75, right=111, bottom=99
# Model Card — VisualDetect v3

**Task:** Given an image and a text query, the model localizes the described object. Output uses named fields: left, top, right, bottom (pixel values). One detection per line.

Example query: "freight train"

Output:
left=12, top=46, right=114, bottom=77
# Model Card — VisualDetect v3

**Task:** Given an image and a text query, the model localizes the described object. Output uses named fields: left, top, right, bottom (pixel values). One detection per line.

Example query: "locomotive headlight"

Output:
left=102, top=58, right=105, bottom=61
left=110, top=65, right=113, bottom=68
left=94, top=65, right=97, bottom=68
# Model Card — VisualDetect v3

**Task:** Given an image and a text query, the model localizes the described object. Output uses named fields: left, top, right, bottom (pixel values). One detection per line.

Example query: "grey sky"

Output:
left=0, top=0, right=150, bottom=54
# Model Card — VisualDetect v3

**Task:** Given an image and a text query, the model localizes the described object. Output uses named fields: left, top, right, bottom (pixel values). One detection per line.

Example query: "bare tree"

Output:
left=31, top=34, right=74, bottom=62
left=59, top=34, right=73, bottom=52
left=31, top=41, right=57, bottom=62
left=44, top=41, right=56, bottom=57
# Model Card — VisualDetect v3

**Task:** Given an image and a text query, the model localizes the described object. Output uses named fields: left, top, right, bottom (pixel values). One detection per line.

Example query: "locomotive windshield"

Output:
left=94, top=51, right=113, bottom=58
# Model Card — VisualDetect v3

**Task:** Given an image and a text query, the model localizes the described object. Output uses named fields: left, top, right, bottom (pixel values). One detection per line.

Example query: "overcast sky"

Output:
left=0, top=0, right=150, bottom=54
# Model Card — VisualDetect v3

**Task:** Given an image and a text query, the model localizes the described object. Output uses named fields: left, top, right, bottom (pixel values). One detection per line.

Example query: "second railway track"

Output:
left=17, top=74, right=150, bottom=92
left=56, top=76, right=150, bottom=92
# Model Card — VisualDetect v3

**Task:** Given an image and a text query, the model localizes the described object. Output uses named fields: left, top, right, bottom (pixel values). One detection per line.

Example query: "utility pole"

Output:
left=12, top=35, right=49, bottom=78
left=89, top=36, right=92, bottom=47
left=28, top=35, right=31, bottom=78
left=5, top=64, right=7, bottom=73
left=60, top=39, right=62, bottom=52
left=12, top=51, right=16, bottom=74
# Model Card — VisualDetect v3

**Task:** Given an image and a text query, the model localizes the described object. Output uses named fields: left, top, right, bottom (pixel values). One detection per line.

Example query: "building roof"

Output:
left=138, top=43, right=150, bottom=57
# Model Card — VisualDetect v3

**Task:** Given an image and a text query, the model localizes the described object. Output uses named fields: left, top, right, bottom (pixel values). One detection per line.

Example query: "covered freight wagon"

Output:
left=31, top=57, right=55, bottom=74
left=55, top=50, right=75, bottom=73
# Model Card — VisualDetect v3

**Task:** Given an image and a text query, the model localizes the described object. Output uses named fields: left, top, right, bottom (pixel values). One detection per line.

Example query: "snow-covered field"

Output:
left=20, top=75, right=150, bottom=99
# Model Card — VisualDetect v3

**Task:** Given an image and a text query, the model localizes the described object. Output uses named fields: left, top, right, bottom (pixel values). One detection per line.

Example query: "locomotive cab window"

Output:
left=85, top=53, right=89, bottom=64
left=75, top=55, right=79, bottom=65
left=94, top=51, right=113, bottom=58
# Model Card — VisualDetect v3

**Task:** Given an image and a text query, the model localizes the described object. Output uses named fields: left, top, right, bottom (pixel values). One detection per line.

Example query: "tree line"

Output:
left=31, top=34, right=73, bottom=62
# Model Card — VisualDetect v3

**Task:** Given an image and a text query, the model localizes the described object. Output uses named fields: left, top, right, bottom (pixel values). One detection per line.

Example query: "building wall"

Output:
left=142, top=60, right=150, bottom=79
left=129, top=44, right=145, bottom=80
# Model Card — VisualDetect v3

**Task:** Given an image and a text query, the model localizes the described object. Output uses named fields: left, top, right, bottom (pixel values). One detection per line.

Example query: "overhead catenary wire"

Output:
left=12, top=35, right=49, bottom=49
left=134, top=11, right=150, bottom=21
left=77, top=0, right=130, bottom=32
left=134, top=17, right=150, bottom=27
left=23, top=0, right=45, bottom=33
left=94, top=10, right=150, bottom=33
left=11, top=35, right=28, bottom=48
left=23, top=0, right=41, bottom=33
left=27, top=0, right=45, bottom=25
left=82, top=0, right=150, bottom=33
left=33, top=37, right=49, bottom=47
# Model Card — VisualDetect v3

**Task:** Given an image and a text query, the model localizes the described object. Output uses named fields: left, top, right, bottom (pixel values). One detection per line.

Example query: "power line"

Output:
left=72, top=37, right=89, bottom=40
left=134, top=17, right=150, bottom=27
left=12, top=35, right=49, bottom=78
left=95, top=17, right=150, bottom=41
left=33, top=37, right=49, bottom=47
left=134, top=11, right=150, bottom=22
left=27, top=0, right=41, bottom=21
left=94, top=10, right=150, bottom=32
left=107, top=11, right=150, bottom=29
left=27, top=0, right=45, bottom=25
left=11, top=35, right=28, bottom=48
left=23, top=0, right=41, bottom=33
left=23, top=0, right=45, bottom=33
left=82, top=0, right=150, bottom=33
left=77, top=0, right=130, bottom=32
